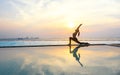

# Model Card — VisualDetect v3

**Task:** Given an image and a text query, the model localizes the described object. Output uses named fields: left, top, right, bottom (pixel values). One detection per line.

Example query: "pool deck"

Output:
left=0, top=43, right=120, bottom=48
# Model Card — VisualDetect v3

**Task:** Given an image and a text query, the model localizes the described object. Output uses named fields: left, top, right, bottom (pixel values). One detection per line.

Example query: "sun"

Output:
left=68, top=22, right=75, bottom=28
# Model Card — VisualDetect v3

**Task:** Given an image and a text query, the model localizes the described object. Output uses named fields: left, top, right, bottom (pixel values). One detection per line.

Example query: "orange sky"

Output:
left=0, top=0, right=120, bottom=39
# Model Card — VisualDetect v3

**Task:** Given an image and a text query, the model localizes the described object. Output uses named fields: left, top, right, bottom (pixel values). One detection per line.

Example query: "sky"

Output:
left=0, top=0, right=120, bottom=39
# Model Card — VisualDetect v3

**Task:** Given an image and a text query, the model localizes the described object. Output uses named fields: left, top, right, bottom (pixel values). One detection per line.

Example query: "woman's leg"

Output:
left=69, top=37, right=73, bottom=45
left=72, top=38, right=81, bottom=44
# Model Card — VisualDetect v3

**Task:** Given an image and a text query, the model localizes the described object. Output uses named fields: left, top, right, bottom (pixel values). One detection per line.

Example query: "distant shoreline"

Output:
left=0, top=37, right=120, bottom=41
left=0, top=39, right=120, bottom=41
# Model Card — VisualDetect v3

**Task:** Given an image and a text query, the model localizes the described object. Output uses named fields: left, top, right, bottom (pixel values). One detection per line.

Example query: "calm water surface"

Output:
left=0, top=45, right=120, bottom=75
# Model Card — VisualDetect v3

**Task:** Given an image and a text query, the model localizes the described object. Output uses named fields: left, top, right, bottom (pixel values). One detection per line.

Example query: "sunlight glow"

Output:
left=68, top=22, right=75, bottom=28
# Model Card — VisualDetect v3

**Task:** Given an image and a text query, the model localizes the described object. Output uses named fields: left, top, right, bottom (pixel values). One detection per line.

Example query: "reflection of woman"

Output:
left=69, top=45, right=83, bottom=67
left=69, top=24, right=82, bottom=45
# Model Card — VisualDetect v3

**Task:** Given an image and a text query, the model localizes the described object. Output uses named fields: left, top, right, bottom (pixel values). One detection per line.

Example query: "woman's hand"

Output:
left=79, top=24, right=82, bottom=27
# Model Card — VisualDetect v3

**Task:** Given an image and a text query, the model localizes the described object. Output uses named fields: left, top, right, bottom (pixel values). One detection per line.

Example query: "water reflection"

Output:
left=0, top=46, right=120, bottom=75
left=69, top=45, right=89, bottom=67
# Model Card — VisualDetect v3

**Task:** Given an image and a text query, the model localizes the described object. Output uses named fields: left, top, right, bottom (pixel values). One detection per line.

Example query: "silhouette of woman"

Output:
left=69, top=24, right=82, bottom=45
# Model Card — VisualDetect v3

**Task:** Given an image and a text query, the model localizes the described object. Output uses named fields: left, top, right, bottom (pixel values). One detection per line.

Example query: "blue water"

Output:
left=0, top=40, right=120, bottom=47
left=0, top=41, right=68, bottom=46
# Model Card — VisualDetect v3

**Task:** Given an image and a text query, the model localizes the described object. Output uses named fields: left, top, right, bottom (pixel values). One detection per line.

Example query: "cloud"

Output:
left=7, top=0, right=120, bottom=26
left=110, top=14, right=120, bottom=19
left=0, top=59, right=118, bottom=75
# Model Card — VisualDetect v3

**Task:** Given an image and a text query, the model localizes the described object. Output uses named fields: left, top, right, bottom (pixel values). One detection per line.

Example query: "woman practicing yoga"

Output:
left=69, top=24, right=82, bottom=45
